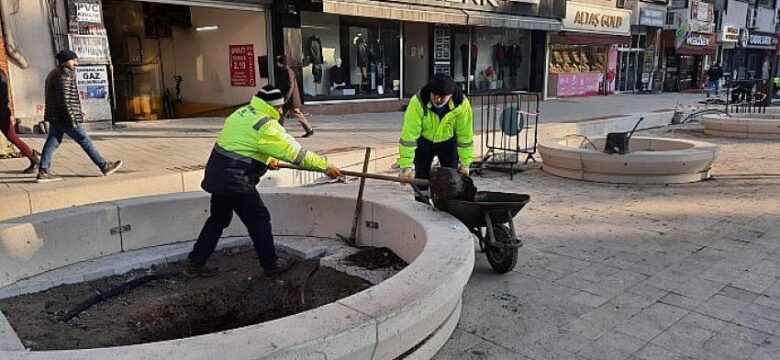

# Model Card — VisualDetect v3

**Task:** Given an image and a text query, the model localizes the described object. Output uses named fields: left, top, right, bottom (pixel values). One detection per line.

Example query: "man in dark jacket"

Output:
left=184, top=85, right=342, bottom=278
left=38, top=50, right=122, bottom=182
left=276, top=55, right=314, bottom=138
left=706, top=62, right=724, bottom=98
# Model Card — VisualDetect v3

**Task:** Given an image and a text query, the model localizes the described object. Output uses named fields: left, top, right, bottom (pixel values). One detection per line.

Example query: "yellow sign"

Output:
left=573, top=11, right=624, bottom=29
left=563, top=2, right=631, bottom=36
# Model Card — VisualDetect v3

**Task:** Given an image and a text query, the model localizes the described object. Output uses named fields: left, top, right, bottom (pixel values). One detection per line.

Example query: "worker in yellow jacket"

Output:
left=186, top=85, right=342, bottom=278
left=398, top=74, right=474, bottom=203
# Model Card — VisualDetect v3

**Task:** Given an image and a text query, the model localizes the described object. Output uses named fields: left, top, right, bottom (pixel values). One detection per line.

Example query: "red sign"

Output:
left=230, top=44, right=256, bottom=87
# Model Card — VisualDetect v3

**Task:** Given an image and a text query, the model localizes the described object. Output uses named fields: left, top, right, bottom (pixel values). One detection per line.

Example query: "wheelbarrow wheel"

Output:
left=485, top=225, right=518, bottom=274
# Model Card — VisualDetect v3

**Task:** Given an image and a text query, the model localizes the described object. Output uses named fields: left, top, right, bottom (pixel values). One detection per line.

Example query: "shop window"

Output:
left=548, top=45, right=608, bottom=75
left=457, top=27, right=532, bottom=93
left=299, top=12, right=400, bottom=100
left=670, top=0, right=688, bottom=9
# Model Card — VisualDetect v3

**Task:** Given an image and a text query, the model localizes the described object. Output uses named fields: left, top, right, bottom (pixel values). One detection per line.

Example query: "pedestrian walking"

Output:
left=397, top=74, right=474, bottom=204
left=184, top=85, right=342, bottom=278
left=38, top=50, right=122, bottom=183
left=706, top=62, right=723, bottom=98
left=275, top=55, right=315, bottom=138
left=0, top=68, right=39, bottom=173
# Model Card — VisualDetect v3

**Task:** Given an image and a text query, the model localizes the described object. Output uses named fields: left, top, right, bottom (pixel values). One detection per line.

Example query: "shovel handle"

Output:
left=275, top=163, right=430, bottom=187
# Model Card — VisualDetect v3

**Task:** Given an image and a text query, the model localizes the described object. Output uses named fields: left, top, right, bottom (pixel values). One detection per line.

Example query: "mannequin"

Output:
left=307, top=35, right=324, bottom=94
left=329, top=58, right=347, bottom=91
left=353, top=33, right=369, bottom=82
left=494, top=42, right=507, bottom=80
left=459, top=42, right=478, bottom=79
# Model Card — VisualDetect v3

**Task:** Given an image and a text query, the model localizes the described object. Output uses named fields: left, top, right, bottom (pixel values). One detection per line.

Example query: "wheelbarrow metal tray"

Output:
left=439, top=191, right=530, bottom=229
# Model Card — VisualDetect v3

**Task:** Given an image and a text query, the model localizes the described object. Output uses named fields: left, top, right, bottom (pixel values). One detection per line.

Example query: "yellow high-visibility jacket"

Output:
left=202, top=96, right=328, bottom=195
left=397, top=92, right=474, bottom=169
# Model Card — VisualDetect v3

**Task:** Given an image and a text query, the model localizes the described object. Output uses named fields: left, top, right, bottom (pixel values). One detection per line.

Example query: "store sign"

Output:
left=76, top=66, right=109, bottom=99
left=720, top=25, right=740, bottom=43
left=639, top=9, right=665, bottom=27
left=563, top=2, right=631, bottom=36
left=690, top=0, right=712, bottom=22
left=688, top=20, right=714, bottom=33
left=75, top=65, right=111, bottom=121
left=746, top=31, right=777, bottom=49
left=229, top=44, right=256, bottom=87
left=68, top=34, right=110, bottom=63
left=686, top=34, right=711, bottom=46
left=75, top=2, right=102, bottom=23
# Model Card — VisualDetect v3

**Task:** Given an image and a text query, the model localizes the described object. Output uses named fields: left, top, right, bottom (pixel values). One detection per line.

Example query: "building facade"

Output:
left=270, top=0, right=565, bottom=102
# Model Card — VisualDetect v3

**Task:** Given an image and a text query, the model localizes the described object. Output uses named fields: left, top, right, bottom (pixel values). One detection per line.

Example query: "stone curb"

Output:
left=0, top=188, right=474, bottom=359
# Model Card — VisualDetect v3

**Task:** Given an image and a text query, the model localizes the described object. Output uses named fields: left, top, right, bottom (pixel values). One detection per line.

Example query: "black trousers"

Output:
left=189, top=191, right=278, bottom=269
left=414, top=137, right=459, bottom=202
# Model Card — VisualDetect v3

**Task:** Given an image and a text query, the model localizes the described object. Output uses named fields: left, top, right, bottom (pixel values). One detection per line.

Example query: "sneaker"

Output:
left=302, top=129, right=315, bottom=138
left=101, top=160, right=123, bottom=176
left=183, top=260, right=217, bottom=278
left=36, top=171, right=62, bottom=183
left=263, top=258, right=295, bottom=278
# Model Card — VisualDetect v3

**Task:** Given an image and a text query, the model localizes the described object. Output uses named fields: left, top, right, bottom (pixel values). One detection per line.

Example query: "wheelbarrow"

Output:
left=436, top=191, right=530, bottom=273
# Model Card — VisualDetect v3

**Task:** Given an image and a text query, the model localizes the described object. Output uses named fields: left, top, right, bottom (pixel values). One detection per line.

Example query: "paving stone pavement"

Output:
left=0, top=93, right=700, bottom=191
left=387, top=124, right=777, bottom=360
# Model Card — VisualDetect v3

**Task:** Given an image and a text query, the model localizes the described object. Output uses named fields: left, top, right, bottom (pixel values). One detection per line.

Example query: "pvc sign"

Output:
left=75, top=2, right=102, bottom=23
left=562, top=2, right=631, bottom=36
left=230, top=44, right=256, bottom=87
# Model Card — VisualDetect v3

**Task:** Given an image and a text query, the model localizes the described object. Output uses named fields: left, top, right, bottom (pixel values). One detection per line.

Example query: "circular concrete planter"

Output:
left=538, top=136, right=720, bottom=184
left=703, top=114, right=780, bottom=139
left=0, top=188, right=474, bottom=359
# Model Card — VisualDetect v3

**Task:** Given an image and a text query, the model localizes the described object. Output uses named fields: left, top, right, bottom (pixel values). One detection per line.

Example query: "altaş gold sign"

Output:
left=573, top=11, right=624, bottom=29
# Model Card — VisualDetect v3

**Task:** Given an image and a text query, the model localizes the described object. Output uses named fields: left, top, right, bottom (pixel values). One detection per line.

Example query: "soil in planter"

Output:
left=0, top=246, right=382, bottom=351
left=344, top=247, right=407, bottom=270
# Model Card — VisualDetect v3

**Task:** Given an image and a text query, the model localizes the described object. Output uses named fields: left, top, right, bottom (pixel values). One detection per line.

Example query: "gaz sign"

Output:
left=76, top=2, right=102, bottom=23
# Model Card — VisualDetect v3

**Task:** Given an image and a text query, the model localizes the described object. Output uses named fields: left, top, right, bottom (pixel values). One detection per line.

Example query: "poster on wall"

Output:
left=230, top=44, right=257, bottom=87
left=68, top=34, right=111, bottom=64
left=75, top=65, right=112, bottom=121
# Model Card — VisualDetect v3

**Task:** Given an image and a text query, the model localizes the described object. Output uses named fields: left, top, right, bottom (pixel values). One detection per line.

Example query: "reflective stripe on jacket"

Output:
left=201, top=96, right=328, bottom=195
left=397, top=93, right=474, bottom=169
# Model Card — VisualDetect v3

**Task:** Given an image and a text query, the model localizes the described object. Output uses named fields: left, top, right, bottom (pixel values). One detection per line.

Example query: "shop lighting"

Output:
left=195, top=26, right=219, bottom=32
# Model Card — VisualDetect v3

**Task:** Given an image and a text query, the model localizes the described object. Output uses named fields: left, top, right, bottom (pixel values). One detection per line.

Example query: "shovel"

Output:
left=272, top=164, right=475, bottom=205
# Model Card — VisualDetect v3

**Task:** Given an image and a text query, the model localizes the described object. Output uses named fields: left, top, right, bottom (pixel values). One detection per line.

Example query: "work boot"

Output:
left=36, top=171, right=62, bottom=183
left=264, top=258, right=295, bottom=278
left=183, top=260, right=217, bottom=278
left=302, top=128, right=315, bottom=138
left=23, top=150, right=40, bottom=174
left=101, top=160, right=123, bottom=176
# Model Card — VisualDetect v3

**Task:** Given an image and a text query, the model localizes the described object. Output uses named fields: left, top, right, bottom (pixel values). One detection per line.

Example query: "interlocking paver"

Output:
left=696, top=295, right=752, bottom=322
left=650, top=322, right=715, bottom=358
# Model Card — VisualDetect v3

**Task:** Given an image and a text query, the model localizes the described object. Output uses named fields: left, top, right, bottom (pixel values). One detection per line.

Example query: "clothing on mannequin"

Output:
left=329, top=58, right=346, bottom=89
left=494, top=42, right=507, bottom=80
left=508, top=44, right=522, bottom=78
left=353, top=33, right=369, bottom=80
left=459, top=42, right=478, bottom=78
left=307, top=35, right=324, bottom=85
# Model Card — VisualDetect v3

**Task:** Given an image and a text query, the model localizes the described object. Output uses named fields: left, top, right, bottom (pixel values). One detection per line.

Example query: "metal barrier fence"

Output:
left=470, top=91, right=540, bottom=180
left=724, top=79, right=770, bottom=114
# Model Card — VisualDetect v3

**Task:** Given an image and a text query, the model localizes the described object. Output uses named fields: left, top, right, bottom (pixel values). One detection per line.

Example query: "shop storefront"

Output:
left=271, top=0, right=563, bottom=102
left=100, top=0, right=270, bottom=121
left=661, top=31, right=717, bottom=92
left=661, top=0, right=715, bottom=92
left=718, top=25, right=740, bottom=80
left=730, top=30, right=778, bottom=81
left=547, top=2, right=630, bottom=98
left=616, top=7, right=665, bottom=93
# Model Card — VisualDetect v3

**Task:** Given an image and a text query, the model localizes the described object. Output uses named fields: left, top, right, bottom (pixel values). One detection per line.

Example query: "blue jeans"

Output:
left=706, top=79, right=720, bottom=97
left=39, top=124, right=107, bottom=172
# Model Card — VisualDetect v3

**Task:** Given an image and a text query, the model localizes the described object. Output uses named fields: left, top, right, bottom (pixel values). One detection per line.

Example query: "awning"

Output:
left=550, top=33, right=631, bottom=46
left=464, top=11, right=561, bottom=31
left=322, top=0, right=467, bottom=26
left=139, top=0, right=267, bottom=11
left=323, top=0, right=562, bottom=30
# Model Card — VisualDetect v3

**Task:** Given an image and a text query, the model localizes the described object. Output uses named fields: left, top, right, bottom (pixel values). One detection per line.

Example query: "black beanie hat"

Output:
left=256, top=85, right=285, bottom=107
left=428, top=73, right=457, bottom=96
left=56, top=50, right=78, bottom=64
